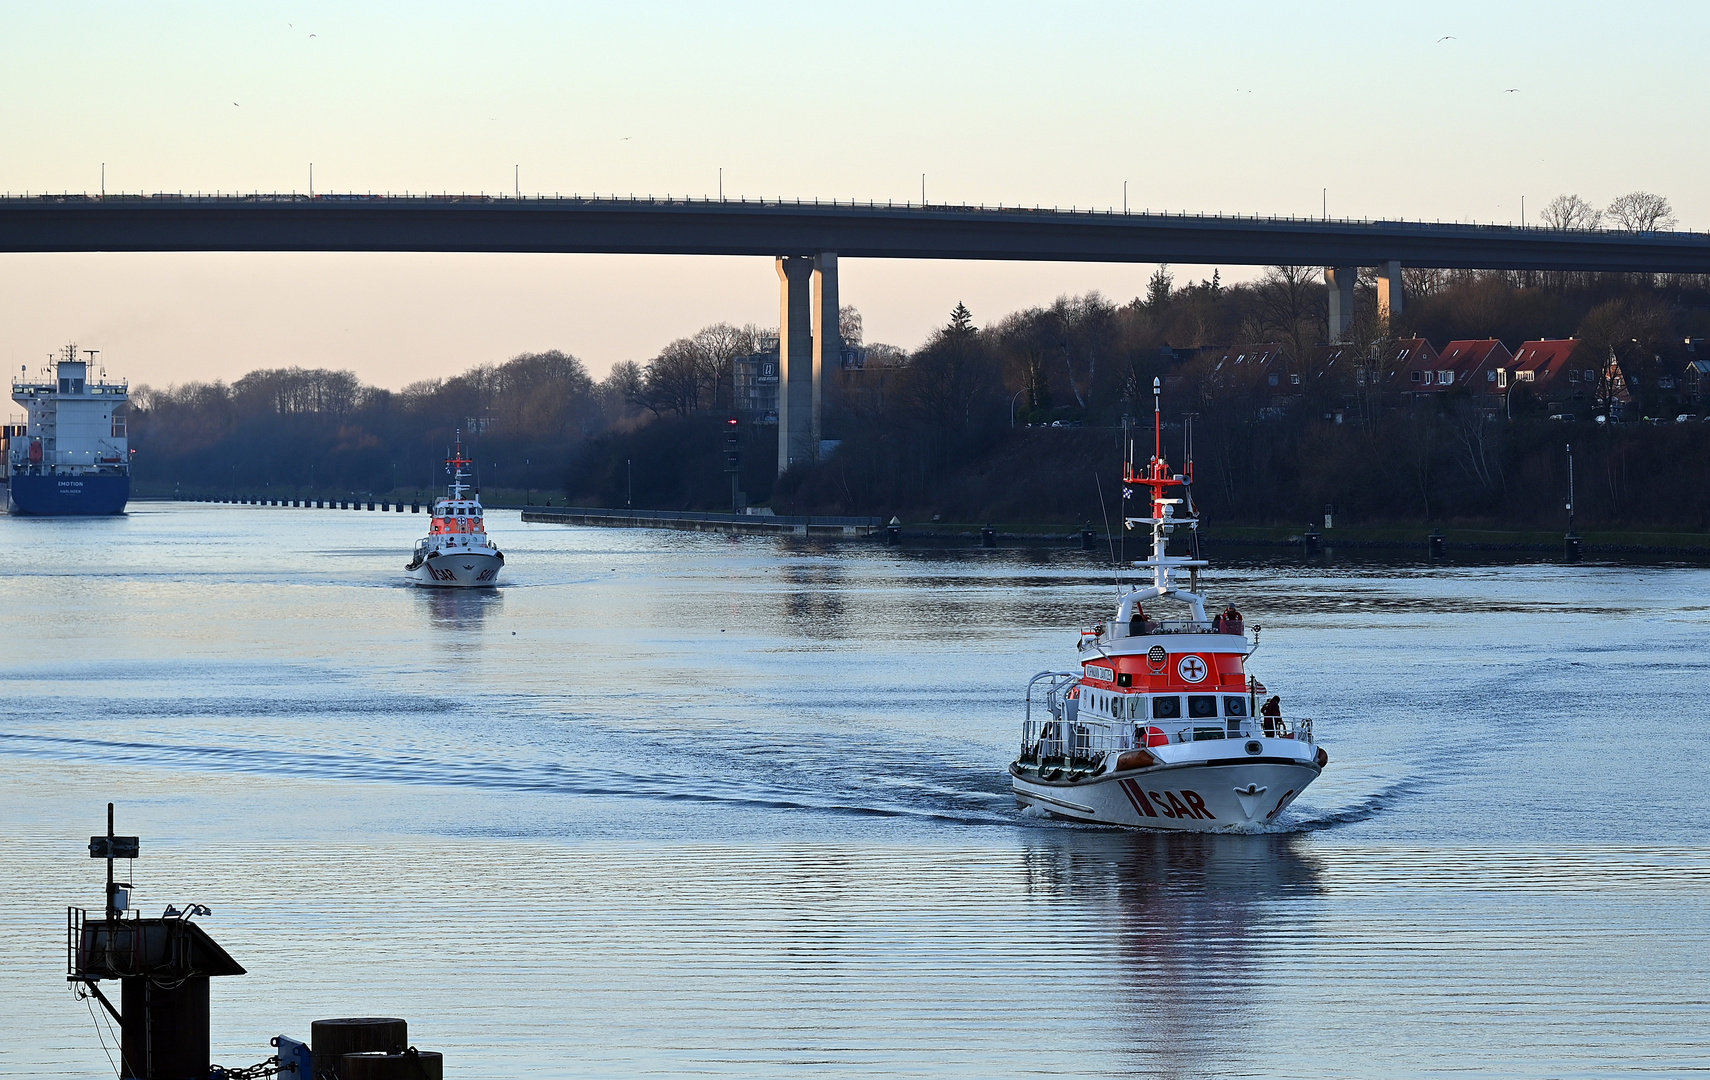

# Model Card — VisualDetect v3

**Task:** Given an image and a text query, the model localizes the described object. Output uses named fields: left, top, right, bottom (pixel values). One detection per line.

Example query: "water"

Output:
left=2, top=503, right=1706, bottom=1078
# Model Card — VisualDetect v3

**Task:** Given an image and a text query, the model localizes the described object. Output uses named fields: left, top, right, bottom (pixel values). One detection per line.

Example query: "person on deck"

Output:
left=1216, top=604, right=1244, bottom=635
left=1260, top=695, right=1281, bottom=737
left=1129, top=604, right=1145, bottom=638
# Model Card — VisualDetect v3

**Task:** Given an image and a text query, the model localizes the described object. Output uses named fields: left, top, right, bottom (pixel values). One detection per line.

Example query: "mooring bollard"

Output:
left=412, top=501, right=421, bottom=513
left=1304, top=527, right=1321, bottom=556
left=1428, top=531, right=1446, bottom=558
left=982, top=524, right=996, bottom=548
left=1081, top=524, right=1095, bottom=551
left=1564, top=532, right=1582, bottom=561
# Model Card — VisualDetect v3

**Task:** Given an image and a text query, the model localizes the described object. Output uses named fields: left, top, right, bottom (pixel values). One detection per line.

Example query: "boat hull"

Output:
left=407, top=550, right=503, bottom=587
left=1012, top=758, right=1321, bottom=831
left=7, top=473, right=130, bottom=516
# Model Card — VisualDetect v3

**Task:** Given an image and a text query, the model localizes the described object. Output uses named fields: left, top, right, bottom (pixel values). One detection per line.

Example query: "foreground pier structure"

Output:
left=6, top=193, right=1710, bottom=460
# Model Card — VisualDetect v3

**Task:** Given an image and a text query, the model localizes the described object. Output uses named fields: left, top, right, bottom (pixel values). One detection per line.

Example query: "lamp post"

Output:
left=1010, top=388, right=1027, bottom=427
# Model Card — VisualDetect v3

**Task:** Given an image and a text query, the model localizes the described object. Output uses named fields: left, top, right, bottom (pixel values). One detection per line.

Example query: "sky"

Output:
left=1, top=1, right=1704, bottom=391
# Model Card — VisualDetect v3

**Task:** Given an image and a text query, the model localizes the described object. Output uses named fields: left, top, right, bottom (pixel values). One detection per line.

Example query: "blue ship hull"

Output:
left=8, top=473, right=130, bottom=515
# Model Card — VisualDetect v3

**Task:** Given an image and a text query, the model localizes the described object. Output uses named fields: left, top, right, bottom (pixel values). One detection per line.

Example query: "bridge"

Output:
left=7, top=193, right=1709, bottom=471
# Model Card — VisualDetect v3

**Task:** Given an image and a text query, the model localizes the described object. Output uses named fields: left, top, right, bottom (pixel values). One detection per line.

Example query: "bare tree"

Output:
left=1450, top=401, right=1504, bottom=495
left=1252, top=265, right=1324, bottom=370
left=839, top=305, right=863, bottom=346
left=1048, top=292, right=1118, bottom=410
left=1538, top=194, right=1602, bottom=231
left=1605, top=191, right=1676, bottom=232
left=633, top=339, right=703, bottom=417
left=991, top=308, right=1055, bottom=418
left=1401, top=266, right=1449, bottom=300
left=689, top=323, right=757, bottom=411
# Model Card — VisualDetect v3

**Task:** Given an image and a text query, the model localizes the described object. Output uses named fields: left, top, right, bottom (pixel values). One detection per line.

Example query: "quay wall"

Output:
left=520, top=507, right=881, bottom=537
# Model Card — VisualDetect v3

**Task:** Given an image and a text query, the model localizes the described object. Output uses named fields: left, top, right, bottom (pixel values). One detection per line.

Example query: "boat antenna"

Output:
left=1182, top=410, right=1202, bottom=590
left=1094, top=472, right=1122, bottom=592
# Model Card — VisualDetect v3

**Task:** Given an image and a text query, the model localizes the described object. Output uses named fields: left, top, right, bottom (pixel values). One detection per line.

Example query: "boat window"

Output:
left=1223, top=696, right=1248, bottom=717
left=1152, top=696, right=1181, bottom=720
left=1188, top=695, right=1218, bottom=719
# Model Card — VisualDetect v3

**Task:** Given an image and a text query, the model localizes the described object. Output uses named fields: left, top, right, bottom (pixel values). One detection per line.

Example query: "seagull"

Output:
left=1505, top=88, right=1519, bottom=93
left=1437, top=35, right=1455, bottom=42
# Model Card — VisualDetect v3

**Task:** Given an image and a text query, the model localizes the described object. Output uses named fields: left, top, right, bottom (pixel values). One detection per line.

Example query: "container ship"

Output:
left=6, top=345, right=131, bottom=515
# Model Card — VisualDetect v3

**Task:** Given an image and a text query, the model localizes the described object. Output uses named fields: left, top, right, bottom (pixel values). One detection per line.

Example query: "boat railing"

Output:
left=1018, top=715, right=1315, bottom=766
left=1144, top=619, right=1220, bottom=635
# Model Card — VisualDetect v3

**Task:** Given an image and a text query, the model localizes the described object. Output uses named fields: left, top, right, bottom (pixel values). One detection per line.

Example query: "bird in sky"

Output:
left=1505, top=88, right=1519, bottom=93
left=1437, top=35, right=1456, bottom=42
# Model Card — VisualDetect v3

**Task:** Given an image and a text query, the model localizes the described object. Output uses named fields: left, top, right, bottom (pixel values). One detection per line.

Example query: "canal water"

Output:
left=1, top=503, right=1705, bottom=1078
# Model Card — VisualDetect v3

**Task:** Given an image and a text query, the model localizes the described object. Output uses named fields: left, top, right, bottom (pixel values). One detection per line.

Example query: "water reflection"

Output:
left=415, top=585, right=503, bottom=630
left=779, top=562, right=848, bottom=638
left=1021, top=831, right=1323, bottom=1071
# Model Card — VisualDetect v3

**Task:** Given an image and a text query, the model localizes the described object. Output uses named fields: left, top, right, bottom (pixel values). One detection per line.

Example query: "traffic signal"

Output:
left=724, top=418, right=740, bottom=473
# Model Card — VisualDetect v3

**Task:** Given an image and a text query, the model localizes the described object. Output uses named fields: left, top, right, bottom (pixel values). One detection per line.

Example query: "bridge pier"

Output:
left=1326, top=265, right=1357, bottom=342
left=776, top=252, right=840, bottom=474
left=1377, top=259, right=1404, bottom=325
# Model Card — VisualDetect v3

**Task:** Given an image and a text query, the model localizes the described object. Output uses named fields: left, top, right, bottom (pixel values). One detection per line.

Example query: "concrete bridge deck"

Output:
left=4, top=193, right=1708, bottom=273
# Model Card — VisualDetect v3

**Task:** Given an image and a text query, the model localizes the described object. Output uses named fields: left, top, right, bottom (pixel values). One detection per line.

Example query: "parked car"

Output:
left=1548, top=413, right=1576, bottom=422
left=1677, top=414, right=1700, bottom=423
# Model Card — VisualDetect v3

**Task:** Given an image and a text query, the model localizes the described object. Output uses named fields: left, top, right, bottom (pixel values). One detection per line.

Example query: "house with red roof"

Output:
left=1381, top=338, right=1438, bottom=393
left=1506, top=339, right=1614, bottom=413
left=1411, top=340, right=1513, bottom=404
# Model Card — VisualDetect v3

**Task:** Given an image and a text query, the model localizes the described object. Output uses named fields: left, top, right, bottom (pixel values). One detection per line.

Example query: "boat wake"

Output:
left=0, top=728, right=1015, bottom=829
left=1286, top=777, right=1421, bottom=832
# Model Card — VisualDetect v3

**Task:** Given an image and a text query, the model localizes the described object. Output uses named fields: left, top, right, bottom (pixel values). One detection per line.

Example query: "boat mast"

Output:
left=447, top=430, right=471, bottom=500
left=1117, top=378, right=1209, bottom=622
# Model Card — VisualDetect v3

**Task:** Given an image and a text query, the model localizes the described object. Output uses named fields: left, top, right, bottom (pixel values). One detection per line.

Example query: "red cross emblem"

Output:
left=1177, top=655, right=1208, bottom=683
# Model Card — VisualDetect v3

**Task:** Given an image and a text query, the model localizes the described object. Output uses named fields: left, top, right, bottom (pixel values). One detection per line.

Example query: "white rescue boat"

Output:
left=405, top=434, right=505, bottom=587
left=1010, top=379, right=1328, bottom=830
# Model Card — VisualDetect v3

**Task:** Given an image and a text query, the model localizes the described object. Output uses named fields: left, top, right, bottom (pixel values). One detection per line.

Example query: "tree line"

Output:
left=133, top=189, right=1710, bottom=529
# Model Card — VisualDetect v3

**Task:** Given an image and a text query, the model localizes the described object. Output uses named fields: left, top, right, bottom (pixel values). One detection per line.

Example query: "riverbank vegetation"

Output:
left=131, top=228, right=1710, bottom=532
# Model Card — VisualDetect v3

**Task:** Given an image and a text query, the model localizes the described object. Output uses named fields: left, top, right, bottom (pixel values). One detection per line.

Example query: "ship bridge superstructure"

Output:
left=10, top=344, right=130, bottom=475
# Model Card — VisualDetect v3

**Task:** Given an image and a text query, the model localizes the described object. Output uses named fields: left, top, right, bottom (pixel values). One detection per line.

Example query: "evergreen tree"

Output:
left=948, top=301, right=976, bottom=337
left=1145, top=265, right=1173, bottom=310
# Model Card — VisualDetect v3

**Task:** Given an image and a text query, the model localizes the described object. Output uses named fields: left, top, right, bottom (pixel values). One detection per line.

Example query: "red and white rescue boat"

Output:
left=405, top=435, right=505, bottom=587
left=1010, top=380, right=1328, bottom=830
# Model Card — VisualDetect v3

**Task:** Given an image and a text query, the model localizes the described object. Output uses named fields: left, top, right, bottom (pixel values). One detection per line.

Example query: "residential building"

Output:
left=1381, top=338, right=1439, bottom=393
left=1412, top=339, right=1513, bottom=402
left=1507, top=339, right=1607, bottom=409
left=1681, top=340, right=1710, bottom=408
left=732, top=337, right=780, bottom=421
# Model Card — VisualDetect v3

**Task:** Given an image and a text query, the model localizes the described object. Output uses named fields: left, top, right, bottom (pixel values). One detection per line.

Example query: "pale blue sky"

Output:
left=1, top=1, right=1703, bottom=389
